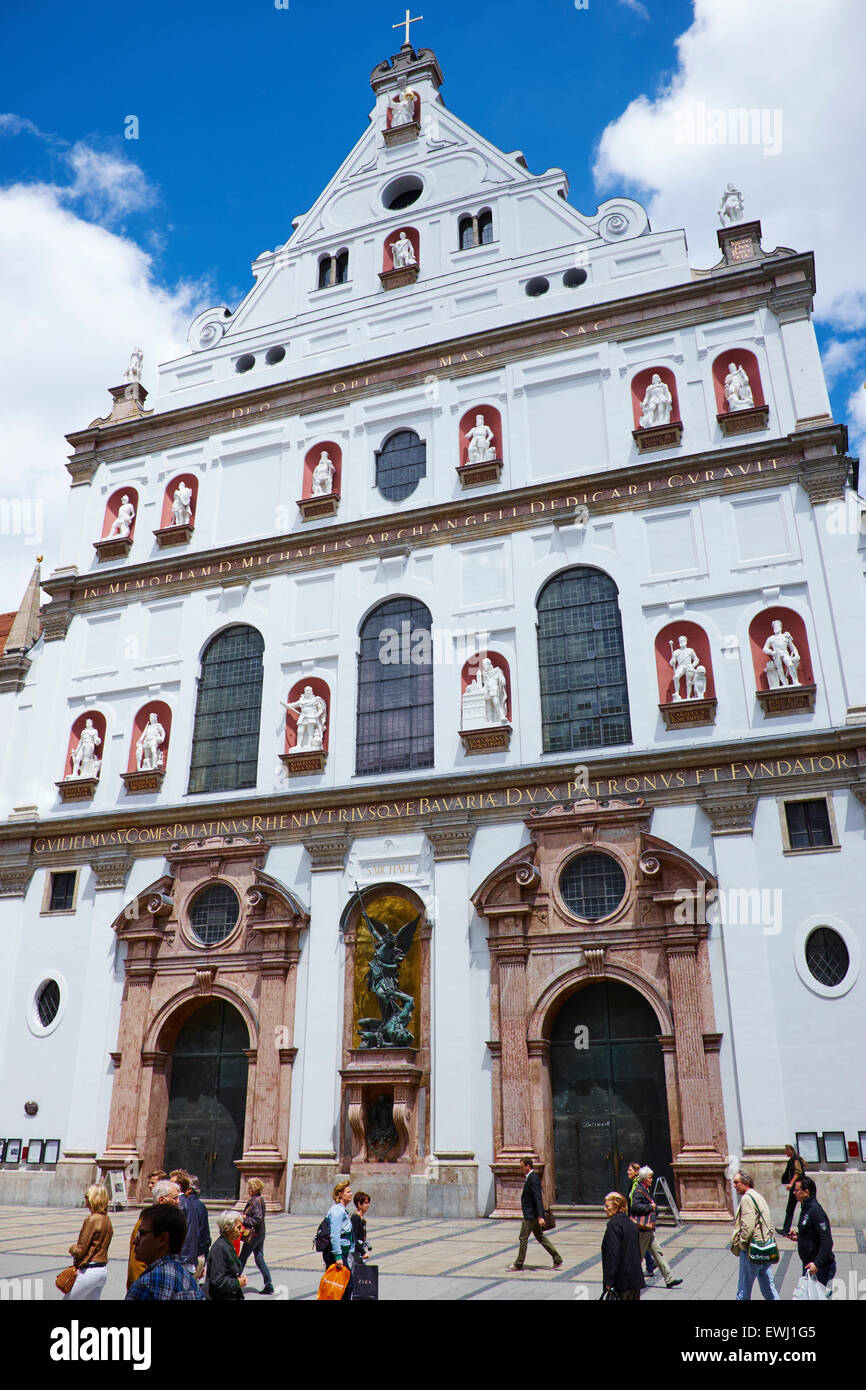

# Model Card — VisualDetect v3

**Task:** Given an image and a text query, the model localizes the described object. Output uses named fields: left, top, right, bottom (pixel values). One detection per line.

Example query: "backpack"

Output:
left=313, top=1215, right=332, bottom=1254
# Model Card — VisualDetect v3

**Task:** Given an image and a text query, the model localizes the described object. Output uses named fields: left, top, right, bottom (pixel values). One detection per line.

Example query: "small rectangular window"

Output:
left=784, top=799, right=833, bottom=849
left=48, top=872, right=76, bottom=912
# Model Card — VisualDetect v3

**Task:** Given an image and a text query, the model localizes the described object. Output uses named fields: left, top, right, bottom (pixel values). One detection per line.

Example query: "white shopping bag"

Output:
left=792, top=1273, right=831, bottom=1301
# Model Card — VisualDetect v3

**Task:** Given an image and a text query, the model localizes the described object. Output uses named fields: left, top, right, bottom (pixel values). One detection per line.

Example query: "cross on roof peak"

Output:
left=393, top=8, right=423, bottom=47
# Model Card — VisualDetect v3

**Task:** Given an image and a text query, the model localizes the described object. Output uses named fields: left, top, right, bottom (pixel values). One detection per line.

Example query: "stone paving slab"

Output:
left=1, top=1206, right=863, bottom=1301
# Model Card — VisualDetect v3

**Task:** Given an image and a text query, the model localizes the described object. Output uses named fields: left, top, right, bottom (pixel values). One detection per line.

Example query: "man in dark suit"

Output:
left=507, top=1158, right=563, bottom=1271
left=791, top=1177, right=836, bottom=1289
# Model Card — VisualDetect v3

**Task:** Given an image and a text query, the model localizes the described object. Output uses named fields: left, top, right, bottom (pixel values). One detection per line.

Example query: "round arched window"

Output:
left=560, top=852, right=626, bottom=921
left=375, top=429, right=426, bottom=502
left=189, top=884, right=241, bottom=946
left=805, top=927, right=849, bottom=988
left=36, top=979, right=61, bottom=1028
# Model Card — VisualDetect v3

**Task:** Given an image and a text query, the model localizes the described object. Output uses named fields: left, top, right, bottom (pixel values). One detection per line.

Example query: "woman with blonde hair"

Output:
left=323, top=1178, right=356, bottom=1301
left=238, top=1177, right=274, bottom=1295
left=64, top=1184, right=113, bottom=1301
left=601, top=1191, right=644, bottom=1301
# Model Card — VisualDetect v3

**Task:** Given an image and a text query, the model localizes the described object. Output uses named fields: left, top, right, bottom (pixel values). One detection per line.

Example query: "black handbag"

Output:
left=600, top=1286, right=619, bottom=1301
left=352, top=1262, right=379, bottom=1301
left=543, top=1207, right=556, bottom=1231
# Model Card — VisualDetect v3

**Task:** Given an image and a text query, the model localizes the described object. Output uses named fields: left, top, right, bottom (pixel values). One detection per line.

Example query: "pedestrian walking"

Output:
left=238, top=1178, right=274, bottom=1294
left=350, top=1191, right=372, bottom=1262
left=776, top=1144, right=806, bottom=1236
left=186, top=1174, right=211, bottom=1279
left=626, top=1160, right=657, bottom=1279
left=170, top=1170, right=211, bottom=1278
left=323, top=1179, right=356, bottom=1301
left=127, top=1169, right=166, bottom=1291
left=601, top=1191, right=645, bottom=1301
left=630, top=1167, right=683, bottom=1289
left=790, top=1177, right=836, bottom=1291
left=204, top=1211, right=248, bottom=1301
left=126, top=1203, right=204, bottom=1300
left=507, top=1157, right=563, bottom=1272
left=731, top=1169, right=780, bottom=1301
left=63, top=1185, right=113, bottom=1301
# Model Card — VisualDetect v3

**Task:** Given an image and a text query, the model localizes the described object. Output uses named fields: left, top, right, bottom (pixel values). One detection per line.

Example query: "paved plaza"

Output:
left=1, top=1206, right=864, bottom=1301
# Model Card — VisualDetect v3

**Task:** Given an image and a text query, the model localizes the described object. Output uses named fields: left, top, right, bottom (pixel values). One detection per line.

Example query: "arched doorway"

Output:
left=550, top=981, right=673, bottom=1204
left=163, top=1000, right=249, bottom=1200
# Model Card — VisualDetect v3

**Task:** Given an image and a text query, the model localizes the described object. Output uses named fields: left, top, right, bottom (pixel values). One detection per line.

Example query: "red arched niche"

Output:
left=302, top=442, right=342, bottom=499
left=386, top=90, right=420, bottom=128
left=284, top=677, right=331, bottom=753
left=101, top=487, right=139, bottom=540
left=382, top=226, right=420, bottom=273
left=654, top=622, right=716, bottom=704
left=127, top=701, right=173, bottom=773
left=460, top=652, right=512, bottom=723
left=459, top=406, right=503, bottom=467
left=749, top=608, right=813, bottom=690
left=159, top=475, right=199, bottom=530
left=630, top=367, right=681, bottom=430
left=712, top=349, right=765, bottom=414
left=63, top=710, right=107, bottom=780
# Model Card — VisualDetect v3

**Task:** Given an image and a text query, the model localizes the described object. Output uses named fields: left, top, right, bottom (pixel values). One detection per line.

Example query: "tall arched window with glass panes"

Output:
left=356, top=598, right=434, bottom=775
left=536, top=567, right=632, bottom=753
left=188, top=625, right=265, bottom=793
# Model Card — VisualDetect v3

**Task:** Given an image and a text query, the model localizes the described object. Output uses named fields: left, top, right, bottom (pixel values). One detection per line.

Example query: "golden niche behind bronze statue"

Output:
left=352, top=892, right=422, bottom=1049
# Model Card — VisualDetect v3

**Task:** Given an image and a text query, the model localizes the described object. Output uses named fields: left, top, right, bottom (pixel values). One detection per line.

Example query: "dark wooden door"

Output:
left=164, top=1000, right=248, bottom=1200
left=550, top=981, right=673, bottom=1204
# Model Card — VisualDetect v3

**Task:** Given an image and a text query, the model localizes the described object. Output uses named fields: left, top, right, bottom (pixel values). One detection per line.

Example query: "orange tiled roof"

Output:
left=0, top=612, right=16, bottom=655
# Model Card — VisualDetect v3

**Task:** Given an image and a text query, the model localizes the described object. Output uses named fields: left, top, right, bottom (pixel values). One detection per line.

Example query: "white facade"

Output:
left=1, top=41, right=864, bottom=1219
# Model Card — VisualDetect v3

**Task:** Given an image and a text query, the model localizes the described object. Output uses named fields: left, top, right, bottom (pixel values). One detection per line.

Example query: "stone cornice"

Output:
left=425, top=817, right=476, bottom=861
left=62, top=253, right=821, bottom=476
left=11, top=731, right=864, bottom=862
left=43, top=435, right=839, bottom=624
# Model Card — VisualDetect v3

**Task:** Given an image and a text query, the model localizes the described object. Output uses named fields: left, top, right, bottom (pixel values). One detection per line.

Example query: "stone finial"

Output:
left=370, top=44, right=443, bottom=96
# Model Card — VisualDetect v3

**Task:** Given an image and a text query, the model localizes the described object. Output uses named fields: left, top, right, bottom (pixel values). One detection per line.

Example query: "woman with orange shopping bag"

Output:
left=317, top=1179, right=356, bottom=1301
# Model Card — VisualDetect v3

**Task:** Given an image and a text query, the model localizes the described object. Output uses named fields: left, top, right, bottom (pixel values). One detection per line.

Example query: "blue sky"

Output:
left=0, top=0, right=863, bottom=606
left=0, top=0, right=696, bottom=302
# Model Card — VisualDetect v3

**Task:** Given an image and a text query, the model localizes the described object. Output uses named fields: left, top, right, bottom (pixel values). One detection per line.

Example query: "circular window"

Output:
left=805, top=927, right=850, bottom=988
left=525, top=276, right=550, bottom=298
left=36, top=980, right=61, bottom=1028
left=560, top=852, right=626, bottom=921
left=265, top=345, right=286, bottom=365
left=235, top=354, right=255, bottom=373
left=563, top=266, right=588, bottom=288
left=382, top=175, right=423, bottom=210
left=189, top=884, right=241, bottom=946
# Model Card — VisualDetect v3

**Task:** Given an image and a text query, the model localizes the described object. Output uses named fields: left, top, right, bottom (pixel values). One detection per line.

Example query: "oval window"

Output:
left=805, top=927, right=849, bottom=988
left=559, top=852, right=626, bottom=921
left=189, top=884, right=241, bottom=946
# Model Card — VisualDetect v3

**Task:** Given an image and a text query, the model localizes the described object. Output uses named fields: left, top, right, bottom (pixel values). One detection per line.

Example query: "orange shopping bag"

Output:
left=317, top=1263, right=351, bottom=1300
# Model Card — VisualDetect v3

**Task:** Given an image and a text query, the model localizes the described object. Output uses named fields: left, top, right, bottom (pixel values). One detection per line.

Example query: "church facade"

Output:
left=1, top=40, right=864, bottom=1221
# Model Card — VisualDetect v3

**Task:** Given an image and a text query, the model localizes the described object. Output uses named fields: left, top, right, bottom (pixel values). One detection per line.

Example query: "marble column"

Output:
left=498, top=943, right=533, bottom=1154
left=291, top=833, right=348, bottom=1211
left=102, top=968, right=153, bottom=1165
left=427, top=820, right=477, bottom=1185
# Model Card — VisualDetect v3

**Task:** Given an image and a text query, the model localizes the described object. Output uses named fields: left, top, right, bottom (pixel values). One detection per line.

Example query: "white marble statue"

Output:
left=391, top=231, right=417, bottom=269
left=283, top=686, right=327, bottom=752
left=462, top=657, right=509, bottom=729
left=668, top=636, right=706, bottom=702
left=107, top=495, right=135, bottom=539
left=311, top=451, right=336, bottom=496
left=124, top=347, right=143, bottom=382
left=171, top=480, right=194, bottom=526
left=466, top=415, right=496, bottom=464
left=724, top=362, right=754, bottom=412
left=762, top=619, right=801, bottom=688
left=639, top=373, right=673, bottom=428
left=719, top=183, right=744, bottom=226
left=69, top=718, right=102, bottom=780
left=136, top=711, right=166, bottom=771
left=389, top=88, right=417, bottom=127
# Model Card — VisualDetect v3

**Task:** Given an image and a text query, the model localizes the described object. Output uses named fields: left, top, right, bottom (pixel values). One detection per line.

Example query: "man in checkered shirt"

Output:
left=126, top=1203, right=204, bottom=1301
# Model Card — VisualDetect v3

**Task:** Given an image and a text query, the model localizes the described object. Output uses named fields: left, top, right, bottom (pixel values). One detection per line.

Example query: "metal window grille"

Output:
left=189, top=884, right=241, bottom=946
left=560, top=853, right=626, bottom=921
left=188, top=625, right=264, bottom=794
left=49, top=872, right=76, bottom=912
left=37, top=980, right=61, bottom=1027
left=537, top=568, right=632, bottom=752
left=356, top=597, right=434, bottom=775
left=375, top=430, right=426, bottom=502
left=805, top=927, right=849, bottom=987
left=785, top=799, right=833, bottom=849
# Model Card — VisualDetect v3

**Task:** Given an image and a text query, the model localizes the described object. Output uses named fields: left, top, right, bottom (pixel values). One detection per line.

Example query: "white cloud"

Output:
left=821, top=338, right=862, bottom=388
left=63, top=143, right=157, bottom=221
left=0, top=178, right=205, bottom=613
left=593, top=0, right=866, bottom=453
left=618, top=0, right=650, bottom=19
